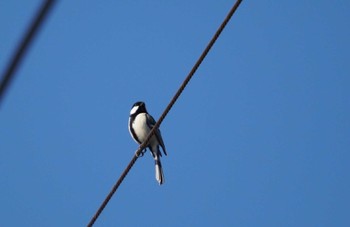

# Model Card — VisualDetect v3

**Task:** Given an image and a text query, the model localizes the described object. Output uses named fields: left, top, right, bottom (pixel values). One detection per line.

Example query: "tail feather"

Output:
left=155, top=158, right=165, bottom=185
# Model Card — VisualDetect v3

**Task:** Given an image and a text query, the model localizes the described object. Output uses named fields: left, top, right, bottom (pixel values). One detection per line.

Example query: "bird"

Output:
left=128, top=101, right=167, bottom=185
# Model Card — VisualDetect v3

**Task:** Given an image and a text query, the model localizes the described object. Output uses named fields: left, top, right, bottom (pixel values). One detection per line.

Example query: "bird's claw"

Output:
left=136, top=149, right=147, bottom=157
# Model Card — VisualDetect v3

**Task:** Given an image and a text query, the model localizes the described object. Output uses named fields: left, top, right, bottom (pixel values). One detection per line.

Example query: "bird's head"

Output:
left=130, top=101, right=147, bottom=115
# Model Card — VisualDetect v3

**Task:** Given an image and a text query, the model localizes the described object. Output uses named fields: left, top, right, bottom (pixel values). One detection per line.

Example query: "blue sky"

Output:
left=1, top=1, right=349, bottom=226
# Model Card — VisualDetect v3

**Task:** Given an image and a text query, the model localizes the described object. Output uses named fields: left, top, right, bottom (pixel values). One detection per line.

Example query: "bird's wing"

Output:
left=146, top=114, right=167, bottom=156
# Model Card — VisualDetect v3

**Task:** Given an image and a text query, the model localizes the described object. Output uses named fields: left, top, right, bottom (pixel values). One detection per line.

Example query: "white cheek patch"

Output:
left=130, top=106, right=139, bottom=115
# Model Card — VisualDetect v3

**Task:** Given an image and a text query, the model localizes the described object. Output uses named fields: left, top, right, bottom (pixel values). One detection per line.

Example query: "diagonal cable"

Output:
left=87, top=0, right=243, bottom=226
left=0, top=0, right=56, bottom=106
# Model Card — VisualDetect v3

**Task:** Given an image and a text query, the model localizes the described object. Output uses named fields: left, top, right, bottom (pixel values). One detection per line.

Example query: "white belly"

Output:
left=132, top=113, right=158, bottom=146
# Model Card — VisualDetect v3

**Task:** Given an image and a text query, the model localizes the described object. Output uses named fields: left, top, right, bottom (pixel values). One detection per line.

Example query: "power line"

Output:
left=0, top=0, right=56, bottom=106
left=87, top=0, right=243, bottom=226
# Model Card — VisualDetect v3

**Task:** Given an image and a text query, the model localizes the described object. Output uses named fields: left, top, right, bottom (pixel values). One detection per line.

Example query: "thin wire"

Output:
left=87, top=0, right=243, bottom=226
left=0, top=0, right=56, bottom=106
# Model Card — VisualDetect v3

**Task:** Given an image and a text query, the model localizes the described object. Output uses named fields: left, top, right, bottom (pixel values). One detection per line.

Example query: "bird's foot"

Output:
left=136, top=149, right=147, bottom=157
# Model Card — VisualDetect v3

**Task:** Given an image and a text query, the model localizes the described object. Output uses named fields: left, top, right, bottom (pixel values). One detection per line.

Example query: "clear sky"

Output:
left=1, top=1, right=349, bottom=226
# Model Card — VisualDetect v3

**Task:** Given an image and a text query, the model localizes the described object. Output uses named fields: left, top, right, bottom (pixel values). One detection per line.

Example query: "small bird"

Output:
left=128, top=101, right=167, bottom=185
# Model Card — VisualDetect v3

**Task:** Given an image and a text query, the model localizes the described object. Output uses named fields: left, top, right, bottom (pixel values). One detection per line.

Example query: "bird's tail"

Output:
left=154, top=156, right=165, bottom=185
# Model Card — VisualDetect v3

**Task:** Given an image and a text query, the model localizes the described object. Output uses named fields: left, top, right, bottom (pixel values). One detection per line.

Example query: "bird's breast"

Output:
left=132, top=113, right=151, bottom=143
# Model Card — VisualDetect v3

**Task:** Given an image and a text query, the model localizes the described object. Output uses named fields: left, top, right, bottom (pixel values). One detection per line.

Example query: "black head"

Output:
left=130, top=101, right=147, bottom=116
